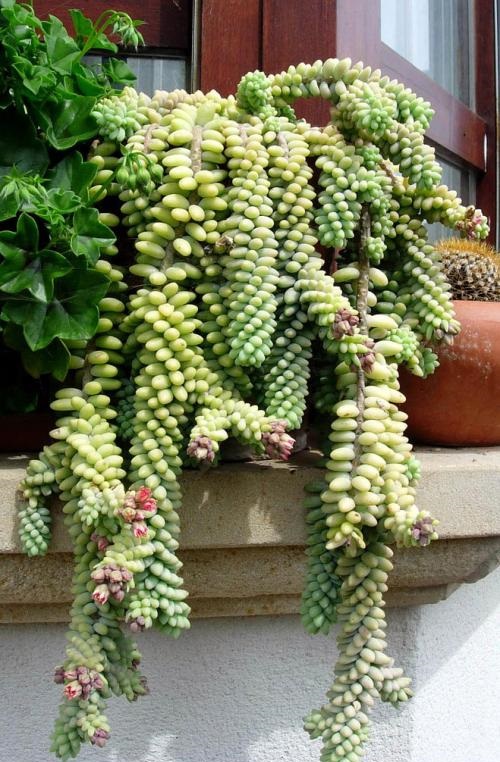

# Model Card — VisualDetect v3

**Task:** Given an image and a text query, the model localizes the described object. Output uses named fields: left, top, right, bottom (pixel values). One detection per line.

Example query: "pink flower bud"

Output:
left=53, top=666, right=65, bottom=684
left=263, top=421, right=295, bottom=461
left=90, top=729, right=110, bottom=747
left=91, top=567, right=105, bottom=583
left=92, top=584, right=109, bottom=606
left=141, top=498, right=157, bottom=514
left=136, top=486, right=152, bottom=503
left=133, top=521, right=148, bottom=538
left=187, top=435, right=216, bottom=463
left=64, top=681, right=83, bottom=700
left=121, top=506, right=137, bottom=523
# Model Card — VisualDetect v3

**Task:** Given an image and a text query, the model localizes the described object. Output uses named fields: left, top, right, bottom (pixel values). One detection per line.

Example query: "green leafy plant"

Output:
left=17, top=54, right=489, bottom=762
left=0, top=0, right=144, bottom=384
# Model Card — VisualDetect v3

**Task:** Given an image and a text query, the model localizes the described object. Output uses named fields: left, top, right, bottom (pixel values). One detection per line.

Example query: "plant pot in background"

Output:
left=400, top=301, right=500, bottom=446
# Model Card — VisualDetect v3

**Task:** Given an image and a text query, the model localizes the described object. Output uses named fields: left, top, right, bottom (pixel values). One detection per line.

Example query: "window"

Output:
left=380, top=0, right=474, bottom=106
left=332, top=0, right=496, bottom=242
left=33, top=1, right=193, bottom=90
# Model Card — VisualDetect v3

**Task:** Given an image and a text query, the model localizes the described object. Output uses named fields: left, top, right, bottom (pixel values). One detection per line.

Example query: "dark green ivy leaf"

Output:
left=3, top=323, right=70, bottom=380
left=13, top=212, right=39, bottom=251
left=102, top=57, right=137, bottom=86
left=2, top=267, right=109, bottom=350
left=0, top=248, right=71, bottom=302
left=38, top=95, right=98, bottom=150
left=71, top=207, right=115, bottom=263
left=0, top=107, right=48, bottom=177
left=42, top=15, right=80, bottom=75
left=46, top=152, right=97, bottom=199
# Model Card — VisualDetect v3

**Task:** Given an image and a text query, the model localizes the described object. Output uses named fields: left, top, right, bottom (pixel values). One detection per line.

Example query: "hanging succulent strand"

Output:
left=18, top=58, right=487, bottom=761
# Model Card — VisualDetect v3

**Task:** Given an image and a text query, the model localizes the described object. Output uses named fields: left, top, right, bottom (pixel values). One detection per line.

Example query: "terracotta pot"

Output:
left=400, top=301, right=500, bottom=446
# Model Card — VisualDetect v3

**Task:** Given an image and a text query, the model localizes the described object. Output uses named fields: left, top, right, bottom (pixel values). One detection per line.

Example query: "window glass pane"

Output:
left=427, top=156, right=475, bottom=242
left=126, top=56, right=187, bottom=93
left=381, top=0, right=474, bottom=106
left=85, top=55, right=187, bottom=93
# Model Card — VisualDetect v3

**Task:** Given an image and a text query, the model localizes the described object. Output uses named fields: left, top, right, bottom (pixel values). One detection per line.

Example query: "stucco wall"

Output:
left=1, top=566, right=499, bottom=762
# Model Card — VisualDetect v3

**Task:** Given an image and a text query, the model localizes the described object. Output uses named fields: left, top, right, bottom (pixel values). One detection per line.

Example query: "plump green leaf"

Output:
left=71, top=207, right=115, bottom=263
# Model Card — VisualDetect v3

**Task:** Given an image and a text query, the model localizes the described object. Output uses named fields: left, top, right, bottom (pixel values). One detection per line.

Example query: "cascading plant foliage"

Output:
left=15, top=42, right=489, bottom=762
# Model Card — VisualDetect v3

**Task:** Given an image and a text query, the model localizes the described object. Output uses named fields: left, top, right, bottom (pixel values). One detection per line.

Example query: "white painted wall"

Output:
left=1, top=567, right=499, bottom=762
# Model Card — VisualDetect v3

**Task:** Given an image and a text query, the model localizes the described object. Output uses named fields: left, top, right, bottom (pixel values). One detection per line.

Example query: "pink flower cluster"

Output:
left=411, top=516, right=435, bottom=547
left=187, top=435, right=216, bottom=463
left=117, top=486, right=157, bottom=538
left=90, top=532, right=110, bottom=552
left=263, top=421, right=295, bottom=461
left=54, top=665, right=103, bottom=700
left=90, top=729, right=110, bottom=747
left=456, top=206, right=487, bottom=239
left=359, top=338, right=375, bottom=372
left=91, top=563, right=133, bottom=605
left=129, top=614, right=147, bottom=633
left=332, top=308, right=360, bottom=339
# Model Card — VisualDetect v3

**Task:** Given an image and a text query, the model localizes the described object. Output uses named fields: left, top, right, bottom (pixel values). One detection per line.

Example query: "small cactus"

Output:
left=437, top=238, right=500, bottom=301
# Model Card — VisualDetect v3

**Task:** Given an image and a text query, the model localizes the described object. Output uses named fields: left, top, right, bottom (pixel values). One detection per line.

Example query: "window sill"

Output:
left=0, top=448, right=499, bottom=623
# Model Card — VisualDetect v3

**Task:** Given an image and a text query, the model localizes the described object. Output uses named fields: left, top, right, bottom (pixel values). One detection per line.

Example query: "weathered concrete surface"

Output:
left=0, top=448, right=499, bottom=622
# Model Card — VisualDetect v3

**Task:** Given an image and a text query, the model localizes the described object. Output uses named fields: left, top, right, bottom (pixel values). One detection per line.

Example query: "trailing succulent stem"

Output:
left=17, top=57, right=488, bottom=761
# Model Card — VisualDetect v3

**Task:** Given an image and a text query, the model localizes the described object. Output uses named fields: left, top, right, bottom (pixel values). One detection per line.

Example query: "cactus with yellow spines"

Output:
left=17, top=59, right=490, bottom=760
left=436, top=237, right=500, bottom=301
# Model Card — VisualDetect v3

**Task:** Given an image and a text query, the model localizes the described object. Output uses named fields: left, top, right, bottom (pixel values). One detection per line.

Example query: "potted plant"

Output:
left=9, top=11, right=490, bottom=760
left=400, top=238, right=500, bottom=445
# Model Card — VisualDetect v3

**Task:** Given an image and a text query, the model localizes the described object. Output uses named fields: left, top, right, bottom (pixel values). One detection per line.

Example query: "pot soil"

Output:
left=400, top=300, right=500, bottom=446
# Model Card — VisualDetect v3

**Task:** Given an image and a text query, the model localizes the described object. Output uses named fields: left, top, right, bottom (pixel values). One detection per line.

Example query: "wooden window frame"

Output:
left=199, top=0, right=497, bottom=239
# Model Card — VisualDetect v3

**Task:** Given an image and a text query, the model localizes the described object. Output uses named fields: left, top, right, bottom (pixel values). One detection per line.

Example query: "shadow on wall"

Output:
left=0, top=609, right=419, bottom=762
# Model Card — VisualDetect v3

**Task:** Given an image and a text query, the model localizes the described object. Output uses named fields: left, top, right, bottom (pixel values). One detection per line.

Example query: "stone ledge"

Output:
left=0, top=448, right=499, bottom=623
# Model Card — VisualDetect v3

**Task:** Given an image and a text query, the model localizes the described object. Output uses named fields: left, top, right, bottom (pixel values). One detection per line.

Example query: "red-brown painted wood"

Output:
left=381, top=44, right=487, bottom=173
left=334, top=0, right=381, bottom=65
left=199, top=0, right=262, bottom=94
left=33, top=1, right=191, bottom=50
left=262, top=0, right=336, bottom=124
left=474, top=0, right=497, bottom=242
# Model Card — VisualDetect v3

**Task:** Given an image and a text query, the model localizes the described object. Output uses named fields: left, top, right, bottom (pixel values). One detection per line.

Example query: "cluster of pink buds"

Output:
left=90, top=729, right=110, bottom=747
left=263, top=421, right=295, bottom=461
left=90, top=532, right=110, bottom=552
left=54, top=665, right=104, bottom=700
left=359, top=338, right=376, bottom=373
left=187, top=435, right=216, bottom=463
left=411, top=515, right=436, bottom=547
left=332, top=308, right=360, bottom=339
left=456, top=205, right=487, bottom=239
left=117, top=486, right=157, bottom=538
left=129, top=614, right=147, bottom=633
left=91, top=563, right=133, bottom=604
